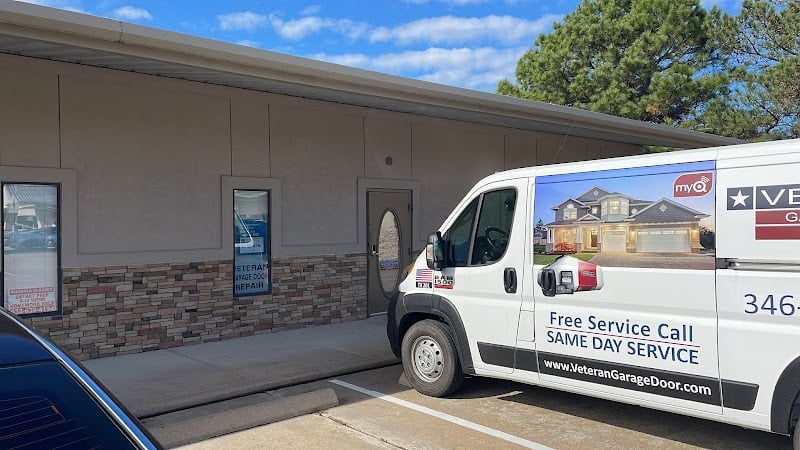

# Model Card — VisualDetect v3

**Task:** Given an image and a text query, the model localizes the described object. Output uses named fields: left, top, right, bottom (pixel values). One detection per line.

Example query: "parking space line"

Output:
left=329, top=379, right=553, bottom=450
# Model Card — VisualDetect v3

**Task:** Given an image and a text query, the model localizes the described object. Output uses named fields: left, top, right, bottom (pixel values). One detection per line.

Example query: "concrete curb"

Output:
left=134, top=357, right=399, bottom=418
left=143, top=388, right=340, bottom=448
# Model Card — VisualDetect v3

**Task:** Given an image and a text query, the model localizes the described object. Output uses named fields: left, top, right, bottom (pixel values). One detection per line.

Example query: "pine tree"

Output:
left=497, top=0, right=729, bottom=126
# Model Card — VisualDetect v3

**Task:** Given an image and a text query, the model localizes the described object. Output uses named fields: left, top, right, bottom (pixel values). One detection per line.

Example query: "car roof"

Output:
left=0, top=307, right=56, bottom=367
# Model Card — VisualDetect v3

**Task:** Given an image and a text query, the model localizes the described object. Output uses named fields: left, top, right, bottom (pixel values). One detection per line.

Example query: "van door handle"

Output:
left=504, top=268, right=517, bottom=294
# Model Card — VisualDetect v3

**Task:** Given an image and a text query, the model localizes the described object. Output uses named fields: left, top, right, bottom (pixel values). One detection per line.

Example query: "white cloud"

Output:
left=369, top=14, right=562, bottom=46
left=300, top=4, right=321, bottom=16
left=269, top=16, right=327, bottom=40
left=268, top=15, right=370, bottom=40
left=311, top=46, right=525, bottom=92
left=214, top=10, right=559, bottom=91
left=112, top=6, right=152, bottom=21
left=247, top=11, right=559, bottom=46
left=217, top=11, right=270, bottom=32
left=218, top=12, right=368, bottom=40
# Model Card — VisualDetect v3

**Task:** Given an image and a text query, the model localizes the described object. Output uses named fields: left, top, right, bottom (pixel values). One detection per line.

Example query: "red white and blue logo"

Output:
left=728, top=184, right=800, bottom=240
left=416, top=269, right=433, bottom=288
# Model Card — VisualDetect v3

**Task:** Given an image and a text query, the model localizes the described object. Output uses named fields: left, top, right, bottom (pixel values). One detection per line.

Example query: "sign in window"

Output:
left=2, top=183, right=60, bottom=316
left=234, top=190, right=270, bottom=296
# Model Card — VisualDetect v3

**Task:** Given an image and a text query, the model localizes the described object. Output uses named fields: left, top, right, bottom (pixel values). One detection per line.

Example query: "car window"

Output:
left=0, top=362, right=138, bottom=449
left=444, top=198, right=479, bottom=267
left=471, top=189, right=516, bottom=265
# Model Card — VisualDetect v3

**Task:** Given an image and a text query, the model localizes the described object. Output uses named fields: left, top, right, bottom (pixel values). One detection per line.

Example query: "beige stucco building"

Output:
left=0, top=2, right=741, bottom=360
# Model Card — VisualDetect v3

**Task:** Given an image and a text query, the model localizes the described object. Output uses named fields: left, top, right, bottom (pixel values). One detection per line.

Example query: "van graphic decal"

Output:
left=537, top=255, right=604, bottom=296
left=415, top=268, right=433, bottom=288
left=537, top=352, right=721, bottom=406
left=727, top=184, right=800, bottom=240
left=673, top=172, right=713, bottom=198
left=434, top=274, right=454, bottom=289
left=533, top=161, right=716, bottom=270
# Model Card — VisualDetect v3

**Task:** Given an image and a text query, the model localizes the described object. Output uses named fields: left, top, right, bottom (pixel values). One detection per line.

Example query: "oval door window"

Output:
left=378, top=210, right=400, bottom=294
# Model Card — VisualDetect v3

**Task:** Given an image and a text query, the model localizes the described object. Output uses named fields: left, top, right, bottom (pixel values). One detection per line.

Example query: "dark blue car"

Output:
left=0, top=307, right=159, bottom=449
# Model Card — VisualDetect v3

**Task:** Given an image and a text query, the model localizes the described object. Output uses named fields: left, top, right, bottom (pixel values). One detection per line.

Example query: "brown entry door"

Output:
left=367, top=190, right=412, bottom=315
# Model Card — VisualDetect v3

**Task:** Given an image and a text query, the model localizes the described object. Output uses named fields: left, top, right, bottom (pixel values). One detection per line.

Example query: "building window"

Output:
left=609, top=199, right=620, bottom=214
left=234, top=190, right=270, bottom=296
left=563, top=203, right=577, bottom=220
left=2, top=183, right=60, bottom=316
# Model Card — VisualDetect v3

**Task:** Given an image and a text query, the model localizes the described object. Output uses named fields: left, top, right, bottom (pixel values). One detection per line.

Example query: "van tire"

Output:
left=401, top=319, right=464, bottom=397
left=793, top=420, right=799, bottom=450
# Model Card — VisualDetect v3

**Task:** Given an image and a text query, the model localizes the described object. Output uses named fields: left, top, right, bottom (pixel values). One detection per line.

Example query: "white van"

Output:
left=387, top=138, right=800, bottom=448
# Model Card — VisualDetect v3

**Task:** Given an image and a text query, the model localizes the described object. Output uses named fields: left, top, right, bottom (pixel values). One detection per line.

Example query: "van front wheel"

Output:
left=793, top=420, right=799, bottom=450
left=401, top=319, right=464, bottom=397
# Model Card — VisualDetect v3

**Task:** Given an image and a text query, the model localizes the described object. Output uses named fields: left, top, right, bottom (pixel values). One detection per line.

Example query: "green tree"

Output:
left=699, top=225, right=715, bottom=250
left=497, top=0, right=729, bottom=126
left=690, top=0, right=799, bottom=139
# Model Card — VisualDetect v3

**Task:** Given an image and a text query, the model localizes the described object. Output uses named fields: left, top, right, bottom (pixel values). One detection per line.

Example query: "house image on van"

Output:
left=544, top=186, right=710, bottom=254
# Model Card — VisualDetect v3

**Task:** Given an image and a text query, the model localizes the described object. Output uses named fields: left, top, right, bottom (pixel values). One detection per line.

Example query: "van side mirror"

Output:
left=538, top=268, right=556, bottom=297
left=426, top=232, right=447, bottom=271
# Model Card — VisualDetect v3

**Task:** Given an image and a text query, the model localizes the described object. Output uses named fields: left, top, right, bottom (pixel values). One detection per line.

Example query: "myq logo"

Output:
left=728, top=184, right=800, bottom=240
left=674, top=172, right=713, bottom=198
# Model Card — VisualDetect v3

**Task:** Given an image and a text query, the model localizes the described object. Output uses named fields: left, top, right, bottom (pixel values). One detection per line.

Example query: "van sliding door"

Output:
left=529, top=161, right=722, bottom=415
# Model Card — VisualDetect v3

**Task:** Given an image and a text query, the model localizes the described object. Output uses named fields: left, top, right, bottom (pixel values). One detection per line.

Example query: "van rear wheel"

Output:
left=401, top=319, right=464, bottom=397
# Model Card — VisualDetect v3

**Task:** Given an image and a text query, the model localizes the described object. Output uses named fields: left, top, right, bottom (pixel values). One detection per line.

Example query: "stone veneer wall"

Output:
left=26, top=254, right=367, bottom=361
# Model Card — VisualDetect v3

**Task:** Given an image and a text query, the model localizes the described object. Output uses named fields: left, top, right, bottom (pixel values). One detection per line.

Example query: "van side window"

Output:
left=444, top=188, right=517, bottom=267
left=445, top=198, right=479, bottom=267
left=471, top=189, right=516, bottom=265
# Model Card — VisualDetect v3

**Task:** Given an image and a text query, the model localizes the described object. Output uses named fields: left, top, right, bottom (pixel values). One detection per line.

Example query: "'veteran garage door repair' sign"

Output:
left=727, top=184, right=800, bottom=240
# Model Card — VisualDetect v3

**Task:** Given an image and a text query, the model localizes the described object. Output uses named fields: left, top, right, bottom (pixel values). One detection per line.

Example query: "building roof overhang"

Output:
left=0, top=2, right=744, bottom=149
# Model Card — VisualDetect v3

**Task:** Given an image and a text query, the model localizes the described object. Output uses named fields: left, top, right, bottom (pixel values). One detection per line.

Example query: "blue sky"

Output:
left=18, top=0, right=743, bottom=93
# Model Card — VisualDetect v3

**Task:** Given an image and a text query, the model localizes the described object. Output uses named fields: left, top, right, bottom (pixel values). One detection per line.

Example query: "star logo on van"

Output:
left=727, top=187, right=753, bottom=210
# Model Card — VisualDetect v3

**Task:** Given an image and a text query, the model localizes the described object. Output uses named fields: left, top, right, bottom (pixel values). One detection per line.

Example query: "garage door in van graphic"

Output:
left=533, top=161, right=716, bottom=270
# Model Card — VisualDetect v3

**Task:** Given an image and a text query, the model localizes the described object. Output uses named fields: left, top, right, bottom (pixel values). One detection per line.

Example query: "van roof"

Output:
left=476, top=138, right=800, bottom=187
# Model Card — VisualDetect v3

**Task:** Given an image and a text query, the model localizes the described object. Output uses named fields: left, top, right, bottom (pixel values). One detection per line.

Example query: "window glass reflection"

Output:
left=3, top=184, right=60, bottom=315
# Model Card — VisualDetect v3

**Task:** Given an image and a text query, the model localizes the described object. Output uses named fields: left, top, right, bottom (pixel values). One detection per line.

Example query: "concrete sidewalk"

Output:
left=83, top=315, right=399, bottom=418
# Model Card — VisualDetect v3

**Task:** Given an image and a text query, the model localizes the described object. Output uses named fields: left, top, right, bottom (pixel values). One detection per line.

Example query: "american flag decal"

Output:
left=416, top=269, right=433, bottom=288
